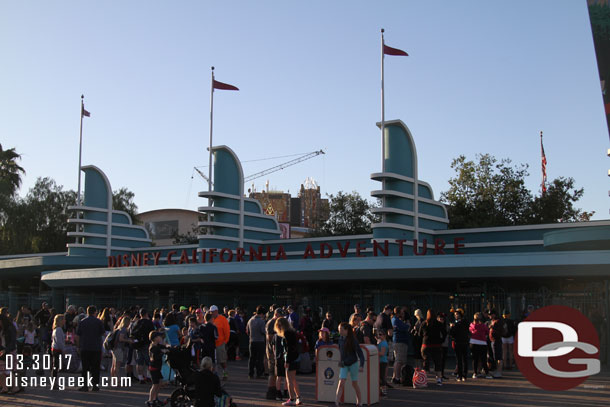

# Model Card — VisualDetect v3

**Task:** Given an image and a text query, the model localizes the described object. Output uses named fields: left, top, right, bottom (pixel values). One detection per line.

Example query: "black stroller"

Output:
left=166, top=345, right=237, bottom=407
left=167, top=346, right=198, bottom=407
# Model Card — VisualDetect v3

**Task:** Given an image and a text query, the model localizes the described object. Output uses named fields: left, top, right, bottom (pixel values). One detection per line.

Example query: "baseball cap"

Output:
left=179, top=306, right=187, bottom=311
left=318, top=327, right=330, bottom=333
left=210, top=305, right=219, bottom=312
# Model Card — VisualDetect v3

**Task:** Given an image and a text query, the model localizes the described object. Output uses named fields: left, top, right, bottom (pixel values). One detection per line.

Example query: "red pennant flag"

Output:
left=213, top=80, right=239, bottom=91
left=383, top=44, right=408, bottom=56
left=82, top=105, right=90, bottom=117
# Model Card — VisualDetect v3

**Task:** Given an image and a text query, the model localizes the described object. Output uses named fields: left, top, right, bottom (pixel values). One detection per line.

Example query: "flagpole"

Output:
left=77, top=95, right=84, bottom=207
left=381, top=28, right=387, bottom=224
left=209, top=67, right=215, bottom=193
left=207, top=67, right=215, bottom=235
left=381, top=28, right=386, bottom=173
left=540, top=130, right=544, bottom=195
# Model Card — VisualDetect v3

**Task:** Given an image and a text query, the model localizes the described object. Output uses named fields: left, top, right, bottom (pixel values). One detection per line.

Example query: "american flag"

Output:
left=541, top=131, right=547, bottom=194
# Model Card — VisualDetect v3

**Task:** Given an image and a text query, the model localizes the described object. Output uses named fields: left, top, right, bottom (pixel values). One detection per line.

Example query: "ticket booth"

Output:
left=315, top=344, right=379, bottom=405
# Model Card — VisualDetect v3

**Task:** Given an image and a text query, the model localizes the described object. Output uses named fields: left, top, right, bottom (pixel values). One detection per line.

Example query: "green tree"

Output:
left=0, top=177, right=76, bottom=254
left=527, top=177, right=595, bottom=223
left=311, top=191, right=378, bottom=236
left=113, top=187, right=139, bottom=223
left=0, top=144, right=26, bottom=198
left=441, top=154, right=592, bottom=229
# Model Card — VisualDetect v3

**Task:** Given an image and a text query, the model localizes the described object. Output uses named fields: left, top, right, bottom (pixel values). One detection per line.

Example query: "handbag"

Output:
left=412, top=367, right=428, bottom=388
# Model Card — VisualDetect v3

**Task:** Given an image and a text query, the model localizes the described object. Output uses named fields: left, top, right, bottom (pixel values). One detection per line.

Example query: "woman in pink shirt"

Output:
left=469, top=313, right=492, bottom=379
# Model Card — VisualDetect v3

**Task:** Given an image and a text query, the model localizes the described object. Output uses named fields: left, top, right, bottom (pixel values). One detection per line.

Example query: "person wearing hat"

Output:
left=501, top=309, right=517, bottom=370
left=315, top=327, right=333, bottom=352
left=210, top=305, right=230, bottom=380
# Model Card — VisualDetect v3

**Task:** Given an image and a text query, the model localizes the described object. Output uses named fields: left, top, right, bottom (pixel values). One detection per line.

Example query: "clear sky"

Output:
left=1, top=1, right=608, bottom=219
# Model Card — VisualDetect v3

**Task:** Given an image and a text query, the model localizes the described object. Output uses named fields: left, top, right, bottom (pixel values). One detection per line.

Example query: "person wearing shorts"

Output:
left=275, top=317, right=301, bottom=406
left=391, top=306, right=410, bottom=384
left=147, top=331, right=169, bottom=407
left=335, top=322, right=365, bottom=407
left=210, top=305, right=230, bottom=380
left=266, top=308, right=284, bottom=401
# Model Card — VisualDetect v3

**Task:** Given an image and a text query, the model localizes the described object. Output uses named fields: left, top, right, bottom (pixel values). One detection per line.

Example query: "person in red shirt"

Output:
left=211, top=305, right=230, bottom=380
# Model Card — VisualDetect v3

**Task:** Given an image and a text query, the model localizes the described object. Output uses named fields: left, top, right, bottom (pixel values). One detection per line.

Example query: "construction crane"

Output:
left=244, top=150, right=325, bottom=183
left=193, top=150, right=325, bottom=185
left=193, top=167, right=213, bottom=186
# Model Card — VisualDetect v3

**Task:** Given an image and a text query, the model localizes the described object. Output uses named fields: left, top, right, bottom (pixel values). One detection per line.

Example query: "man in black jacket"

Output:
left=449, top=309, right=470, bottom=382
left=76, top=306, right=105, bottom=391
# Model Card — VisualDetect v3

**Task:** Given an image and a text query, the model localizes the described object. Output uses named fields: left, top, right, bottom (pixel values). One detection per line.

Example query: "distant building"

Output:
left=248, top=177, right=329, bottom=236
left=139, top=209, right=201, bottom=246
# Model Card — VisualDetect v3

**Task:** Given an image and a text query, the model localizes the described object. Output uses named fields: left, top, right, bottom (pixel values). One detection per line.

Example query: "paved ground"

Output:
left=1, top=359, right=609, bottom=407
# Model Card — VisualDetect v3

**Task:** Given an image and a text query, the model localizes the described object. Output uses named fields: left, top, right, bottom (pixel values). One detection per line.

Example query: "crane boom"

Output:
left=193, top=167, right=213, bottom=186
left=243, top=149, right=325, bottom=183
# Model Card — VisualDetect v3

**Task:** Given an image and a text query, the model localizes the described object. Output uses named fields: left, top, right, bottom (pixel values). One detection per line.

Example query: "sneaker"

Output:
left=282, top=400, right=297, bottom=406
left=276, top=390, right=284, bottom=401
left=92, top=386, right=100, bottom=392
left=385, top=383, right=393, bottom=389
left=442, top=375, right=449, bottom=380
left=436, top=378, right=442, bottom=386
left=472, top=373, right=477, bottom=379
left=461, top=377, right=466, bottom=382
left=485, top=374, right=493, bottom=379
left=456, top=376, right=462, bottom=381
left=296, top=397, right=303, bottom=405
left=391, top=378, right=400, bottom=384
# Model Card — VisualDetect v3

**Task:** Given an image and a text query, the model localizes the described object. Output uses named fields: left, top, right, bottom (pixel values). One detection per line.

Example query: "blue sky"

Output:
left=1, top=1, right=608, bottom=219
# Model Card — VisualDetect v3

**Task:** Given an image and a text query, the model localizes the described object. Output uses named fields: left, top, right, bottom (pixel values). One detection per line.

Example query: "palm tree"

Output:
left=0, top=143, right=26, bottom=198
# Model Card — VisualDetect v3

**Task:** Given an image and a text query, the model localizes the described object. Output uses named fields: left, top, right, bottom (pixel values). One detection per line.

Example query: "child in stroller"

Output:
left=167, top=347, right=235, bottom=407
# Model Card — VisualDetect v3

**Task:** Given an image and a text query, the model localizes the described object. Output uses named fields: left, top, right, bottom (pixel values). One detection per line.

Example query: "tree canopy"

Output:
left=0, top=143, right=25, bottom=200
left=441, top=154, right=593, bottom=229
left=0, top=146, right=141, bottom=255
left=310, top=191, right=379, bottom=236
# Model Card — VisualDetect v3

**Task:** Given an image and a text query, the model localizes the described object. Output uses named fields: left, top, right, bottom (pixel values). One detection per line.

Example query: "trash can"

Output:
left=315, top=344, right=379, bottom=405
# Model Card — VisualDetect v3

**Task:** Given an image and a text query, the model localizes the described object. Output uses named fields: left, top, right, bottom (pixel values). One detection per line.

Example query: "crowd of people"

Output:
left=0, top=300, right=521, bottom=407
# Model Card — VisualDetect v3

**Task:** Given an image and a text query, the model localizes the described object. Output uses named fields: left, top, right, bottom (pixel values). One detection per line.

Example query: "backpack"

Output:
left=412, top=367, right=428, bottom=388
left=400, top=364, right=414, bottom=386
left=502, top=319, right=517, bottom=338
left=131, top=320, right=150, bottom=346
left=103, top=330, right=118, bottom=351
